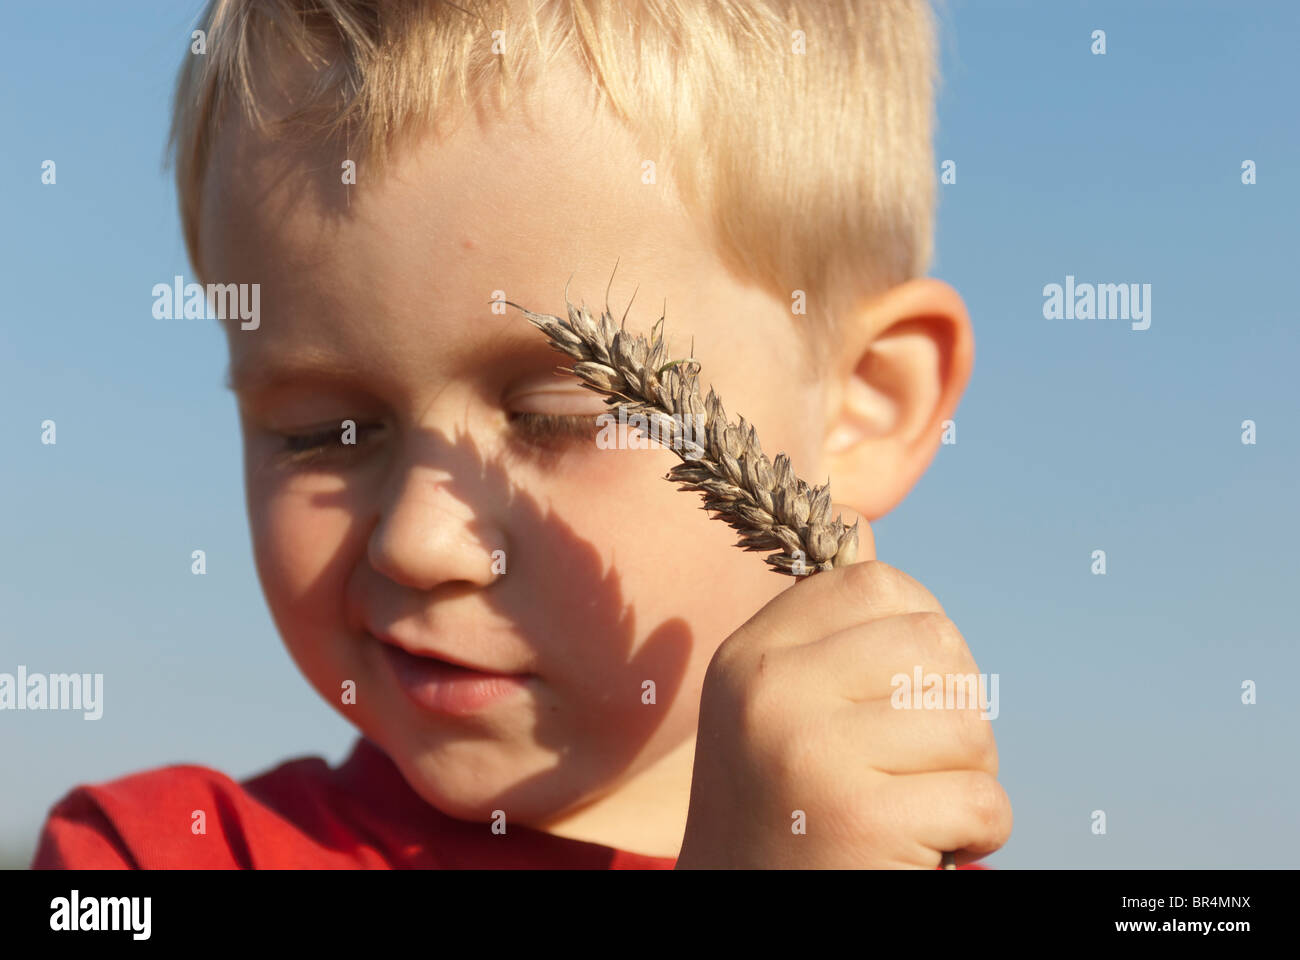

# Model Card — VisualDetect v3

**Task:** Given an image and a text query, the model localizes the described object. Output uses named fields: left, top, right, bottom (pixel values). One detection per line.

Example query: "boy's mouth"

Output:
left=372, top=635, right=535, bottom=717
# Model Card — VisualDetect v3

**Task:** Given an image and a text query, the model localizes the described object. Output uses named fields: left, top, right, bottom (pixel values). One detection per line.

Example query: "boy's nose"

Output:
left=367, top=465, right=504, bottom=592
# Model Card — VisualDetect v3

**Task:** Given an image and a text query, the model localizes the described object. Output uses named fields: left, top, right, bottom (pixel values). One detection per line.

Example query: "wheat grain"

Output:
left=504, top=271, right=859, bottom=577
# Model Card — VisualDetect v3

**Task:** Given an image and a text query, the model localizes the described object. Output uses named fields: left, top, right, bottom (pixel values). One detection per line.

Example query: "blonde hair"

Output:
left=169, top=0, right=937, bottom=368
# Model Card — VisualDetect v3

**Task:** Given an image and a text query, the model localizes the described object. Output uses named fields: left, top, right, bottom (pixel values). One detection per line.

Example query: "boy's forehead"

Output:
left=202, top=58, right=718, bottom=395
left=199, top=55, right=685, bottom=281
left=200, top=65, right=712, bottom=363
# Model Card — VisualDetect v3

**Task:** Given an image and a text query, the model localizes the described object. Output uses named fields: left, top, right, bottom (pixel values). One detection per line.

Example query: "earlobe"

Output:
left=824, top=278, right=973, bottom=520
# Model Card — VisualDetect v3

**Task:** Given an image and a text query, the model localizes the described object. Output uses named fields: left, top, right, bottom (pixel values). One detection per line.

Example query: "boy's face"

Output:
left=202, top=61, right=831, bottom=855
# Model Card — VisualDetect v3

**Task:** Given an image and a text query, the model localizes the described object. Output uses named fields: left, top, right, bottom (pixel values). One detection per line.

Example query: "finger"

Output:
left=839, top=697, right=999, bottom=777
left=735, top=559, right=947, bottom=654
left=796, top=610, right=977, bottom=702
left=880, top=770, right=1012, bottom=865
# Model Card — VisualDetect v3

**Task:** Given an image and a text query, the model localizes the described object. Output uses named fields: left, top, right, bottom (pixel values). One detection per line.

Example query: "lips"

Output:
left=370, top=633, right=529, bottom=677
left=371, top=633, right=535, bottom=715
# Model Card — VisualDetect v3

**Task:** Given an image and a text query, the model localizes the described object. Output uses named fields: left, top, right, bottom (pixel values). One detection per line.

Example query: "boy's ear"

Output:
left=823, top=277, right=973, bottom=521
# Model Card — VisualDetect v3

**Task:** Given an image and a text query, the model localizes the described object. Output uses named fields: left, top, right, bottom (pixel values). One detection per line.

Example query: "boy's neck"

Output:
left=526, top=736, right=696, bottom=859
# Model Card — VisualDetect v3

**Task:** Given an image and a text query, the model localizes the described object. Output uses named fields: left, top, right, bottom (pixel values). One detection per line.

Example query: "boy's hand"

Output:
left=676, top=521, right=1010, bottom=869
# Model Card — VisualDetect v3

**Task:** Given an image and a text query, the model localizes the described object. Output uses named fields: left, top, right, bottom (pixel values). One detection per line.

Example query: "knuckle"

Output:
left=708, top=632, right=743, bottom=678
left=966, top=774, right=1013, bottom=841
left=712, top=629, right=788, bottom=689
left=907, top=611, right=965, bottom=660
left=703, top=641, right=753, bottom=718
left=840, top=560, right=906, bottom=615
left=710, top=627, right=764, bottom=681
left=952, top=705, right=998, bottom=772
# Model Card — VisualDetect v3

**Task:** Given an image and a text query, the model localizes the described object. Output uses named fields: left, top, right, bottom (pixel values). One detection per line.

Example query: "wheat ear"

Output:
left=503, top=275, right=858, bottom=576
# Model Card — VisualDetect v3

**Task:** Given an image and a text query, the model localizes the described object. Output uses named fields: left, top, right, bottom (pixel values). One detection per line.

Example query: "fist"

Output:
left=676, top=559, right=1011, bottom=869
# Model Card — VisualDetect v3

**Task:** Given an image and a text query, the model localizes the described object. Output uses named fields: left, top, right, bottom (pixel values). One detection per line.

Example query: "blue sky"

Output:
left=3, top=1, right=1297, bottom=868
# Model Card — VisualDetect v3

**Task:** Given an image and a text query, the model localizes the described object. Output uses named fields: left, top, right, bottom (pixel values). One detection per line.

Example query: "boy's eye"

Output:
left=507, top=411, right=604, bottom=446
left=268, top=409, right=604, bottom=467
left=275, top=422, right=385, bottom=466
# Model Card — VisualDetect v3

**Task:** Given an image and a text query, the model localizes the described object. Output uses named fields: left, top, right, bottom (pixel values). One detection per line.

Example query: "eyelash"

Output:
left=274, top=423, right=384, bottom=467
left=272, top=413, right=601, bottom=468
left=508, top=411, right=603, bottom=445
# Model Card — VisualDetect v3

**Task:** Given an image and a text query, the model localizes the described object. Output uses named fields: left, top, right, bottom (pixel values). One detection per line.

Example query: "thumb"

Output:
left=830, top=503, right=876, bottom=563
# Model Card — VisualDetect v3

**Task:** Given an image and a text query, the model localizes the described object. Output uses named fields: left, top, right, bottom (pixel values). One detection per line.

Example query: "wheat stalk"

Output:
left=503, top=270, right=858, bottom=577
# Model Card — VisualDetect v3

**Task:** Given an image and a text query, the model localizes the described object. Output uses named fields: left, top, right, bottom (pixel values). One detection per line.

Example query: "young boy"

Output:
left=33, top=0, right=1009, bottom=869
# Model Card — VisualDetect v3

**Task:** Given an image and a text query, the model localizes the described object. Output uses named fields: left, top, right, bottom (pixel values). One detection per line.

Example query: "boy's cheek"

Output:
left=539, top=448, right=791, bottom=630
left=249, top=484, right=348, bottom=591
left=244, top=473, right=363, bottom=659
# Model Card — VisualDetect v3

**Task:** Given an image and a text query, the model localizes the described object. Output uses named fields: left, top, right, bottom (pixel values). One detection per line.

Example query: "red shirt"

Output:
left=31, top=736, right=985, bottom=869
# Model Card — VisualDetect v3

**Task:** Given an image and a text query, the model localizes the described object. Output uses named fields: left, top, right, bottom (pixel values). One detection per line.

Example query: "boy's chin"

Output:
left=385, top=735, right=589, bottom=827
